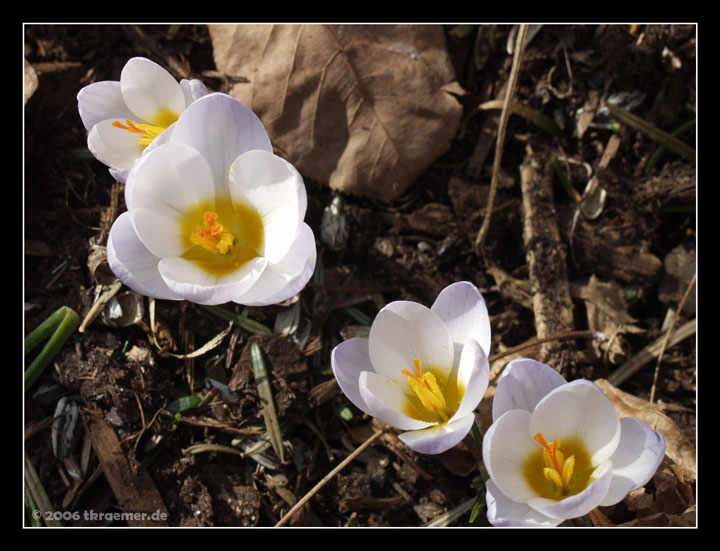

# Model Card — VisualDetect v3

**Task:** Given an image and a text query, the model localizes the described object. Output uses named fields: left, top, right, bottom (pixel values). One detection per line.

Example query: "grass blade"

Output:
left=250, top=342, right=285, bottom=463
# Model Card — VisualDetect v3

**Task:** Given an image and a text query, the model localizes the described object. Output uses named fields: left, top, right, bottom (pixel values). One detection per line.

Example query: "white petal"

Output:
left=77, top=81, right=134, bottom=131
left=120, top=57, right=186, bottom=125
left=331, top=338, right=375, bottom=415
left=169, top=93, right=272, bottom=196
left=601, top=417, right=666, bottom=506
left=180, top=78, right=208, bottom=106
left=529, top=379, right=621, bottom=465
left=234, top=223, right=316, bottom=307
left=485, top=479, right=562, bottom=527
left=398, top=412, right=476, bottom=455
left=106, top=212, right=183, bottom=300
left=492, top=358, right=567, bottom=421
left=229, top=150, right=307, bottom=263
left=129, top=143, right=216, bottom=258
left=528, top=460, right=613, bottom=521
left=158, top=256, right=267, bottom=305
left=123, top=125, right=177, bottom=208
left=358, top=371, right=432, bottom=431
left=368, top=301, right=453, bottom=385
left=482, top=408, right=538, bottom=504
left=87, top=119, right=145, bottom=173
left=431, top=281, right=492, bottom=359
left=451, top=339, right=489, bottom=421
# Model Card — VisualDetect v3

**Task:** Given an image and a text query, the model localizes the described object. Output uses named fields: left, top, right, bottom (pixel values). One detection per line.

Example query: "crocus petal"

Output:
left=331, top=338, right=375, bottom=414
left=451, top=338, right=490, bottom=421
left=492, top=358, right=567, bottom=421
left=169, top=93, right=273, bottom=196
left=482, top=408, right=538, bottom=504
left=529, top=380, right=621, bottom=466
left=106, top=212, right=183, bottom=301
left=129, top=143, right=216, bottom=259
left=229, top=150, right=306, bottom=263
left=431, top=281, right=491, bottom=360
left=120, top=57, right=186, bottom=126
left=527, top=459, right=614, bottom=520
left=601, top=417, right=666, bottom=506
left=485, top=479, right=562, bottom=527
left=235, top=223, right=317, bottom=307
left=87, top=119, right=146, bottom=173
left=358, top=371, right=432, bottom=431
left=398, top=412, right=476, bottom=454
left=180, top=78, right=209, bottom=106
left=158, top=256, right=268, bottom=306
left=368, top=301, right=454, bottom=385
left=77, top=81, right=134, bottom=131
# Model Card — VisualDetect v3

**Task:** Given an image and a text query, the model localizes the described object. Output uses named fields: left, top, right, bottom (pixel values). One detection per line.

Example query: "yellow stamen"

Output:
left=533, top=433, right=575, bottom=489
left=112, top=119, right=166, bottom=147
left=402, top=358, right=449, bottom=423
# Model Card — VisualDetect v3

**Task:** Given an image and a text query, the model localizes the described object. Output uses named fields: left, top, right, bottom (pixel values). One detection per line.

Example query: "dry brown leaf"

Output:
left=595, top=378, right=696, bottom=483
left=570, top=275, right=645, bottom=364
left=209, top=24, right=464, bottom=202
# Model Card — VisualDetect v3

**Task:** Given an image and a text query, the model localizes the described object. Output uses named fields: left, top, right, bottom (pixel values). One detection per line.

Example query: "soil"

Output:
left=24, top=24, right=696, bottom=527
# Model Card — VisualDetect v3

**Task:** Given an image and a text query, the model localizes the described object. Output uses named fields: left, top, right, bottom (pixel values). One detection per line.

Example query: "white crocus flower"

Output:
left=106, top=92, right=316, bottom=307
left=331, top=282, right=491, bottom=455
left=77, top=57, right=208, bottom=182
left=482, top=358, right=666, bottom=527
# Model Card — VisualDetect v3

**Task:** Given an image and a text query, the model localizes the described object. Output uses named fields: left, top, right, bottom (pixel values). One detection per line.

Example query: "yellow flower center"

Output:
left=112, top=109, right=178, bottom=147
left=179, top=200, right=264, bottom=277
left=524, top=433, right=594, bottom=500
left=402, top=358, right=451, bottom=423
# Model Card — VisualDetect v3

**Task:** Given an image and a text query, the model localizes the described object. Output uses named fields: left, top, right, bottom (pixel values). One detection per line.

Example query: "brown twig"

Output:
left=275, top=428, right=385, bottom=527
left=474, top=24, right=528, bottom=254
left=649, top=272, right=696, bottom=403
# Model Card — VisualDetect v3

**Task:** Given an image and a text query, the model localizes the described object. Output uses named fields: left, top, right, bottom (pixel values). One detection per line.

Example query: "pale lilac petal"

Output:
left=451, top=339, right=489, bottom=421
left=229, top=150, right=306, bottom=263
left=528, top=460, right=613, bottom=520
left=492, top=358, right=567, bottom=420
left=529, top=380, right=621, bottom=465
left=368, top=301, right=453, bottom=385
left=87, top=119, right=145, bottom=173
left=77, top=81, right=134, bottom=131
left=398, top=412, right=476, bottom=454
left=180, top=78, right=209, bottom=106
left=485, top=479, right=562, bottom=527
left=331, top=338, right=375, bottom=415
left=236, top=223, right=316, bottom=307
left=431, top=281, right=491, bottom=359
left=169, top=93, right=272, bottom=196
left=158, top=256, right=267, bottom=305
left=106, top=212, right=183, bottom=301
left=482, top=408, right=538, bottom=504
left=601, top=418, right=666, bottom=506
left=120, top=57, right=186, bottom=125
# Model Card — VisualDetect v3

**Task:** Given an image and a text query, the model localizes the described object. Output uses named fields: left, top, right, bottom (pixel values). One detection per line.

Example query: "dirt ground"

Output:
left=24, top=24, right=696, bottom=527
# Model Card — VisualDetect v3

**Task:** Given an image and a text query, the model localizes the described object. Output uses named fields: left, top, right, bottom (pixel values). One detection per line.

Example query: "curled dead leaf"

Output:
left=594, top=378, right=696, bottom=483
left=209, top=24, right=464, bottom=202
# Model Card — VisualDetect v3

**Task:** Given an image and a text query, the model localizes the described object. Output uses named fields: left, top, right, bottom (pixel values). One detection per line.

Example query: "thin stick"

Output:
left=488, top=330, right=604, bottom=363
left=649, top=272, right=696, bottom=403
left=275, top=428, right=385, bottom=527
left=474, top=24, right=528, bottom=254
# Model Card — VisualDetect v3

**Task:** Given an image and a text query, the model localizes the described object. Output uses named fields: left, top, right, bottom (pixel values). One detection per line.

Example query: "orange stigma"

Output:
left=190, top=211, right=235, bottom=255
